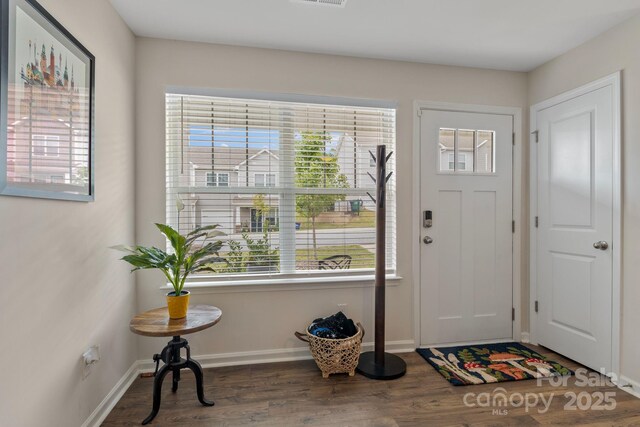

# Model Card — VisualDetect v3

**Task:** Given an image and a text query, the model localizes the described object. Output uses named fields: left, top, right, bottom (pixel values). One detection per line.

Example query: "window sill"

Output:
left=160, top=274, right=402, bottom=294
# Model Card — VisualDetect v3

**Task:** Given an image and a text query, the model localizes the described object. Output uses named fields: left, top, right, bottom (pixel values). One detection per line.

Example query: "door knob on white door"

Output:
left=593, top=241, right=609, bottom=250
left=423, top=236, right=433, bottom=244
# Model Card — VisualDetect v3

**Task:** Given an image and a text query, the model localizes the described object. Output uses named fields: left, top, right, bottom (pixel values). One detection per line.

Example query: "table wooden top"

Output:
left=130, top=305, right=222, bottom=337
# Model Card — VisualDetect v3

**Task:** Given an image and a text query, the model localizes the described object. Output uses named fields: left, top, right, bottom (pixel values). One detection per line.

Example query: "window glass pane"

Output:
left=457, top=130, right=474, bottom=172
left=476, top=130, right=494, bottom=173
left=166, top=94, right=396, bottom=280
left=206, top=172, right=215, bottom=187
left=439, top=128, right=455, bottom=172
left=295, top=193, right=376, bottom=271
left=458, top=153, right=466, bottom=170
left=33, top=138, right=45, bottom=156
left=47, top=139, right=60, bottom=157
left=439, top=128, right=496, bottom=174
left=294, top=131, right=346, bottom=190
left=177, top=192, right=281, bottom=274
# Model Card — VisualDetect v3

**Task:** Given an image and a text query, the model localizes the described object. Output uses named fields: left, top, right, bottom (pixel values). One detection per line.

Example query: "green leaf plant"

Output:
left=113, top=223, right=226, bottom=296
left=241, top=224, right=279, bottom=268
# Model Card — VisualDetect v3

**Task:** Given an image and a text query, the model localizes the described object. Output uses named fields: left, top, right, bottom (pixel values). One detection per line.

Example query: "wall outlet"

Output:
left=82, top=345, right=100, bottom=379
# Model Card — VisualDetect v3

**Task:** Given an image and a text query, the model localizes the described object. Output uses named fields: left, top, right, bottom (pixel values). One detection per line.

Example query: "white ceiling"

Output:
left=109, top=0, right=640, bottom=72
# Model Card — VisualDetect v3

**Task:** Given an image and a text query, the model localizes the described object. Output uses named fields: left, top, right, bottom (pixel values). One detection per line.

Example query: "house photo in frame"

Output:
left=0, top=0, right=94, bottom=201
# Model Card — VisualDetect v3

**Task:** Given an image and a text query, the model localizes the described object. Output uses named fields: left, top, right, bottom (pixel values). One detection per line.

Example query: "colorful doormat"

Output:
left=416, top=342, right=572, bottom=386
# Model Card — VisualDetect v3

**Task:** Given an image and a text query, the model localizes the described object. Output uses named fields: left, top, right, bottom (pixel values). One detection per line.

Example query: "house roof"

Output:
left=234, top=148, right=280, bottom=170
left=187, top=146, right=279, bottom=171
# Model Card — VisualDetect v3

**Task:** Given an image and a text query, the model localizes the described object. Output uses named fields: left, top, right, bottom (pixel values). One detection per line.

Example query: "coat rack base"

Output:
left=356, top=351, right=406, bottom=380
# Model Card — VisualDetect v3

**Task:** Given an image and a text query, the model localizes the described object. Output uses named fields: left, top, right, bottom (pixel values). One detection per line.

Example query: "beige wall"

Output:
left=0, top=0, right=137, bottom=425
left=134, top=38, right=528, bottom=359
left=529, top=13, right=640, bottom=385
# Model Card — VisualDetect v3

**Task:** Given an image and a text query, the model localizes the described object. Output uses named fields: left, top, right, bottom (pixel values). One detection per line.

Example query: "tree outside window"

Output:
left=295, top=131, right=349, bottom=261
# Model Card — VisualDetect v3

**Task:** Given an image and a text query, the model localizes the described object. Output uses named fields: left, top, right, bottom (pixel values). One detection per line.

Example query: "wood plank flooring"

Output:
left=103, top=345, right=640, bottom=426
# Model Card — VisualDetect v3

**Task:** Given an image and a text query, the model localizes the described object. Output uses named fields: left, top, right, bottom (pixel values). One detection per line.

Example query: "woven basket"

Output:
left=295, top=323, right=364, bottom=378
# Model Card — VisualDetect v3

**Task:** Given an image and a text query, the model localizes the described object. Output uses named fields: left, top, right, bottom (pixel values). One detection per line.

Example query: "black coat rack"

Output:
left=356, top=144, right=407, bottom=380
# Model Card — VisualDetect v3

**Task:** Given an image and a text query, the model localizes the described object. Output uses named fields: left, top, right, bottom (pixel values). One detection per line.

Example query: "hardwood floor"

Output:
left=103, top=345, right=640, bottom=426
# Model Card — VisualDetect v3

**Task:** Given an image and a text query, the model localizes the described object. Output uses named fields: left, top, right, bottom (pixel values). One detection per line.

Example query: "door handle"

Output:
left=423, top=236, right=433, bottom=245
left=593, top=241, right=609, bottom=250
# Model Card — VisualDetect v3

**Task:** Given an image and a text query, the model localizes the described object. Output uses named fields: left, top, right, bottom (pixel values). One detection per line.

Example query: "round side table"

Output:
left=130, top=304, right=222, bottom=425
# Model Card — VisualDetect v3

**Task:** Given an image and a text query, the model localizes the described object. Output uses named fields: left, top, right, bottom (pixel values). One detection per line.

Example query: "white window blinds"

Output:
left=166, top=93, right=396, bottom=281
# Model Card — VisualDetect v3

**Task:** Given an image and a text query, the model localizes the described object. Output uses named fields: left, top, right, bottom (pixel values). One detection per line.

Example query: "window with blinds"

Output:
left=166, top=93, right=396, bottom=281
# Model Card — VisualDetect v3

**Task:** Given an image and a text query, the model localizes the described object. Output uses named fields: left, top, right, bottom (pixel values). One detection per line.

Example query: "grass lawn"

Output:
left=346, top=209, right=376, bottom=228
left=215, top=244, right=375, bottom=272
left=296, top=244, right=375, bottom=270
left=296, top=209, right=375, bottom=230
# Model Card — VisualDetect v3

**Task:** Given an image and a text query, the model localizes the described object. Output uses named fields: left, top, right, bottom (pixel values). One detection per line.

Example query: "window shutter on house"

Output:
left=166, top=93, right=396, bottom=281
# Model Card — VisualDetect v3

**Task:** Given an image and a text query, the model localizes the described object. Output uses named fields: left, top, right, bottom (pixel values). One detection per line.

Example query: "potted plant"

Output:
left=115, top=223, right=225, bottom=319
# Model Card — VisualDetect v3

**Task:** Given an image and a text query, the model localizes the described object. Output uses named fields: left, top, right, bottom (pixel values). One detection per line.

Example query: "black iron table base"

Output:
left=142, top=336, right=214, bottom=425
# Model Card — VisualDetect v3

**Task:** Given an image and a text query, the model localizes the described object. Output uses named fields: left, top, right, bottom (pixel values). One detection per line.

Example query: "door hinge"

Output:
left=512, top=132, right=515, bottom=145
left=532, top=130, right=539, bottom=143
left=535, top=301, right=539, bottom=313
left=417, top=109, right=423, bottom=117
left=535, top=216, right=539, bottom=228
left=512, top=220, right=515, bottom=233
left=512, top=307, right=515, bottom=321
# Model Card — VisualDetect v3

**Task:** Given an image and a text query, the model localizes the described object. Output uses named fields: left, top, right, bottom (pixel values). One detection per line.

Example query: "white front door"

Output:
left=534, top=80, right=618, bottom=372
left=420, top=110, right=513, bottom=346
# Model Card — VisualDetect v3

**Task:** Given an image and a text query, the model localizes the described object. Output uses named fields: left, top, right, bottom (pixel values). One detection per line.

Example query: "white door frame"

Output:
left=413, top=101, right=523, bottom=347
left=529, top=72, right=621, bottom=376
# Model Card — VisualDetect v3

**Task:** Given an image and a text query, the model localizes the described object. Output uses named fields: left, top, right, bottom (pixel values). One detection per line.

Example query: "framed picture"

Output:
left=0, top=0, right=95, bottom=201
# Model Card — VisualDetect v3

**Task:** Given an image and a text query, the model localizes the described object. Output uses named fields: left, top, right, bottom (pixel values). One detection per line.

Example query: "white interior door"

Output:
left=534, top=82, right=617, bottom=372
left=420, top=110, right=513, bottom=346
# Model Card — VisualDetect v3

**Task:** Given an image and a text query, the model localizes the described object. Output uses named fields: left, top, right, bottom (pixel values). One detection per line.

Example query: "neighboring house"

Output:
left=335, top=134, right=378, bottom=189
left=177, top=146, right=280, bottom=234
left=177, top=134, right=378, bottom=235
left=334, top=134, right=379, bottom=211
left=235, top=148, right=280, bottom=188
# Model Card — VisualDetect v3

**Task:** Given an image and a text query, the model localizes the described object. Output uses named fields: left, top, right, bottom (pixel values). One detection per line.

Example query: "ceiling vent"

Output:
left=291, top=0, right=347, bottom=8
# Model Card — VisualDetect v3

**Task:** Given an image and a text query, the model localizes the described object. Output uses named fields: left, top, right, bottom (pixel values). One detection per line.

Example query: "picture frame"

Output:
left=0, top=0, right=95, bottom=201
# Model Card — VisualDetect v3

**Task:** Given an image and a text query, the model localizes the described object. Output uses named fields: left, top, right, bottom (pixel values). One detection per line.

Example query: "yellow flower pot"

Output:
left=166, top=291, right=190, bottom=319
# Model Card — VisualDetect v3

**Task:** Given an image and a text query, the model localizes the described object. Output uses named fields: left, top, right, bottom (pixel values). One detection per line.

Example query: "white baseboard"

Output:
left=416, top=338, right=515, bottom=348
left=376, top=340, right=416, bottom=354
left=81, top=361, right=141, bottom=427
left=137, top=345, right=313, bottom=372
left=137, top=340, right=415, bottom=372
left=618, top=375, right=640, bottom=399
left=520, top=332, right=530, bottom=343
